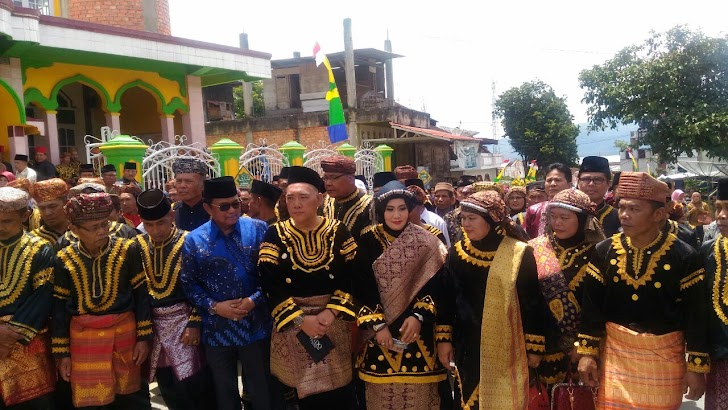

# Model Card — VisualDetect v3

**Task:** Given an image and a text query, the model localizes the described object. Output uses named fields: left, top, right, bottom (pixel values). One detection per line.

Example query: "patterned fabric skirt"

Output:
left=0, top=331, right=56, bottom=405
left=598, top=322, right=686, bottom=410
left=706, top=358, right=728, bottom=410
left=364, top=382, right=439, bottom=410
left=70, top=312, right=141, bottom=407
left=270, top=295, right=352, bottom=399
left=149, top=303, right=204, bottom=382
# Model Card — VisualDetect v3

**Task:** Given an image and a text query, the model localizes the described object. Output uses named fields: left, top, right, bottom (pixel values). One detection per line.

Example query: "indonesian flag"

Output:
left=313, top=42, right=348, bottom=143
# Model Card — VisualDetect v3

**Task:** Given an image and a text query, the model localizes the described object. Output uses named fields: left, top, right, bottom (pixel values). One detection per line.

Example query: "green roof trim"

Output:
left=0, top=79, right=27, bottom=123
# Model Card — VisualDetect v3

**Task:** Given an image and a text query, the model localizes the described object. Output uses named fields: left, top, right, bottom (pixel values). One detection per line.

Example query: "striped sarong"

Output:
left=0, top=331, right=56, bottom=405
left=70, top=312, right=141, bottom=407
left=598, top=322, right=686, bottom=410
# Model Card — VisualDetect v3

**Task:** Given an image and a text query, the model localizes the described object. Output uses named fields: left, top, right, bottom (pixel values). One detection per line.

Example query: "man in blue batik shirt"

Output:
left=181, top=176, right=283, bottom=410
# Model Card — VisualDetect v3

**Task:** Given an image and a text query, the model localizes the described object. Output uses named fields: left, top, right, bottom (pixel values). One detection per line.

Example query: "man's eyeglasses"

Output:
left=321, top=174, right=346, bottom=182
left=578, top=177, right=607, bottom=186
left=209, top=199, right=242, bottom=212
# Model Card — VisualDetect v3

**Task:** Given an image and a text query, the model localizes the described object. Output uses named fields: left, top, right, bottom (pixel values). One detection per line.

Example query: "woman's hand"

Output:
left=301, top=315, right=327, bottom=338
left=399, top=316, right=421, bottom=344
left=437, top=342, right=454, bottom=370
left=375, top=326, right=394, bottom=350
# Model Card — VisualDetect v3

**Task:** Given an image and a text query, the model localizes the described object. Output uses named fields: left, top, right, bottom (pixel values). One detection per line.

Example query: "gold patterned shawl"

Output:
left=372, top=223, right=447, bottom=326
left=480, top=236, right=529, bottom=410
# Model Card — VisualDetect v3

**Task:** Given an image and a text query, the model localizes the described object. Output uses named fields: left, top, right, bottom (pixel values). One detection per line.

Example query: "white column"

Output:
left=105, top=112, right=121, bottom=133
left=160, top=115, right=175, bottom=143
left=7, top=126, right=29, bottom=162
left=182, top=75, right=206, bottom=146
left=44, top=110, right=60, bottom=163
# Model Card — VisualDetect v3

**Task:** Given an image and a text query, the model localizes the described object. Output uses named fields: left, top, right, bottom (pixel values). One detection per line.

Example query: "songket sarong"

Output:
left=706, top=358, right=728, bottom=410
left=148, top=302, right=204, bottom=382
left=270, top=294, right=352, bottom=399
left=598, top=322, right=685, bottom=410
left=70, top=311, right=141, bottom=407
left=365, top=382, right=439, bottom=410
left=0, top=331, right=56, bottom=405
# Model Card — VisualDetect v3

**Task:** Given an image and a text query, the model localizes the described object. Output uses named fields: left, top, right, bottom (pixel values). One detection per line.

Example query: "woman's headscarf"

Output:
left=671, top=189, right=685, bottom=203
left=460, top=190, right=528, bottom=241
left=546, top=189, right=605, bottom=243
left=372, top=180, right=416, bottom=225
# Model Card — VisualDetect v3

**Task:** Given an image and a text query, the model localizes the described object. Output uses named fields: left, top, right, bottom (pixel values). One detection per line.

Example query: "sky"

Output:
left=169, top=0, right=728, bottom=140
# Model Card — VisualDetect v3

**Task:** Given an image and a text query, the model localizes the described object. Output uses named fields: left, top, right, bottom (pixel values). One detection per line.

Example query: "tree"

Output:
left=233, top=80, right=265, bottom=118
left=580, top=26, right=728, bottom=163
left=494, top=80, right=579, bottom=175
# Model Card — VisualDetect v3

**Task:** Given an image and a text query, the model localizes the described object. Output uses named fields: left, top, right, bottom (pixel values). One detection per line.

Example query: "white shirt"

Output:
left=16, top=167, right=37, bottom=183
left=421, top=209, right=450, bottom=248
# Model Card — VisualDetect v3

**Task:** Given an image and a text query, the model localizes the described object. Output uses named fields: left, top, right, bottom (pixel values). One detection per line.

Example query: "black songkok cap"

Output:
left=14, top=154, right=28, bottom=162
left=124, top=162, right=137, bottom=170
left=287, top=166, right=325, bottom=193
left=137, top=189, right=171, bottom=221
left=279, top=167, right=291, bottom=180
left=579, top=156, right=611, bottom=178
left=204, top=176, right=238, bottom=200
left=272, top=175, right=281, bottom=182
left=373, top=172, right=396, bottom=189
left=251, top=179, right=283, bottom=204
left=718, top=177, right=728, bottom=201
left=404, top=178, right=425, bottom=190
left=101, top=164, right=116, bottom=173
left=173, top=158, right=208, bottom=175
left=79, top=163, right=95, bottom=172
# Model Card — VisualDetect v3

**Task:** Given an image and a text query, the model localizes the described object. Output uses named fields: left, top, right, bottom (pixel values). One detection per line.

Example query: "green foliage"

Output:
left=580, top=26, right=728, bottom=162
left=494, top=80, right=580, bottom=175
left=233, top=80, right=265, bottom=118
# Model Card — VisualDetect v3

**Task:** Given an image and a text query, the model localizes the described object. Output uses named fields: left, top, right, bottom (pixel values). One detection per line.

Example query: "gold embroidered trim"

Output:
left=413, top=295, right=436, bottom=315
left=356, top=304, right=386, bottom=326
left=323, top=192, right=372, bottom=232
left=138, top=229, right=187, bottom=300
left=585, top=262, right=604, bottom=284
left=612, top=232, right=675, bottom=289
left=0, top=235, right=42, bottom=308
left=424, top=224, right=442, bottom=237
left=31, top=225, right=62, bottom=244
left=598, top=204, right=614, bottom=225
left=569, top=264, right=589, bottom=291
left=53, top=286, right=70, bottom=298
left=340, top=237, right=357, bottom=262
left=687, top=352, right=710, bottom=373
left=276, top=219, right=340, bottom=273
left=712, top=237, right=728, bottom=324
left=435, top=325, right=453, bottom=342
left=454, top=239, right=496, bottom=268
left=33, top=267, right=53, bottom=290
left=680, top=269, right=705, bottom=291
left=258, top=242, right=281, bottom=265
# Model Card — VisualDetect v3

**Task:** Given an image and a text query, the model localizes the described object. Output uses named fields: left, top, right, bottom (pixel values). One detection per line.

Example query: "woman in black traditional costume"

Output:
left=436, top=190, right=546, bottom=409
left=355, top=181, right=448, bottom=409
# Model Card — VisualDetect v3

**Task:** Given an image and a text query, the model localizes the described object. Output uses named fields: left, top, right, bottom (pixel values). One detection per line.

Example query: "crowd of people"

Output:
left=0, top=151, right=726, bottom=410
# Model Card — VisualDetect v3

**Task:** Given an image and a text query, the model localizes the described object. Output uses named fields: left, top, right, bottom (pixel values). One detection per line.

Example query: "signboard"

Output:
left=418, top=168, right=432, bottom=185
left=236, top=167, right=253, bottom=189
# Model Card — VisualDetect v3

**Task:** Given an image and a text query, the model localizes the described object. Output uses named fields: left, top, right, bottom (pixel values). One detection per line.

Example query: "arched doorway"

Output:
left=0, top=80, right=25, bottom=165
left=53, top=82, right=107, bottom=156
left=119, top=86, right=163, bottom=144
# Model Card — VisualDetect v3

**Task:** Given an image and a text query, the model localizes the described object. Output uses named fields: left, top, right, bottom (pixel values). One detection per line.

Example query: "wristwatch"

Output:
left=209, top=302, right=218, bottom=316
left=293, top=315, right=304, bottom=328
left=413, top=313, right=424, bottom=323
left=373, top=323, right=386, bottom=332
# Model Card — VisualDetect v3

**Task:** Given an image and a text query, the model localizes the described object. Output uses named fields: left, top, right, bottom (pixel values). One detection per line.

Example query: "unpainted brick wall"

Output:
left=67, top=0, right=171, bottom=35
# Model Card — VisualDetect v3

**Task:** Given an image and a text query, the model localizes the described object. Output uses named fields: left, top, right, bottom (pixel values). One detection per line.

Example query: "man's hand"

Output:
left=578, top=355, right=600, bottom=387
left=316, top=309, right=336, bottom=333
left=133, top=341, right=150, bottom=366
left=437, top=342, right=454, bottom=370
left=399, top=316, right=422, bottom=344
left=180, top=328, right=200, bottom=346
left=683, top=371, right=706, bottom=400
left=57, top=357, right=72, bottom=382
left=239, top=297, right=255, bottom=313
left=300, top=315, right=327, bottom=339
left=215, top=299, right=248, bottom=321
left=375, top=326, right=393, bottom=350
left=0, top=324, right=22, bottom=347
left=527, top=353, right=542, bottom=368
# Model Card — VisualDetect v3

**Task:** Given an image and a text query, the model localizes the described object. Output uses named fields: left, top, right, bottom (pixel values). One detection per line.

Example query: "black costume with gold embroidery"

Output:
left=44, top=221, right=138, bottom=251
left=322, top=190, right=372, bottom=240
left=354, top=224, right=447, bottom=384
left=437, top=230, right=545, bottom=409
left=0, top=232, right=55, bottom=342
left=664, top=219, right=700, bottom=250
left=702, top=236, right=728, bottom=360
left=136, top=227, right=200, bottom=328
left=51, top=236, right=153, bottom=358
left=536, top=235, right=596, bottom=385
left=423, top=223, right=448, bottom=245
left=577, top=232, right=710, bottom=372
left=258, top=218, right=359, bottom=331
left=596, top=202, right=620, bottom=238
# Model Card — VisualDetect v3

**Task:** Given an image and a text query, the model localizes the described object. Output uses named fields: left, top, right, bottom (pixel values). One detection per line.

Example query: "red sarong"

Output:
left=70, top=312, right=140, bottom=407
left=0, top=331, right=56, bottom=405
